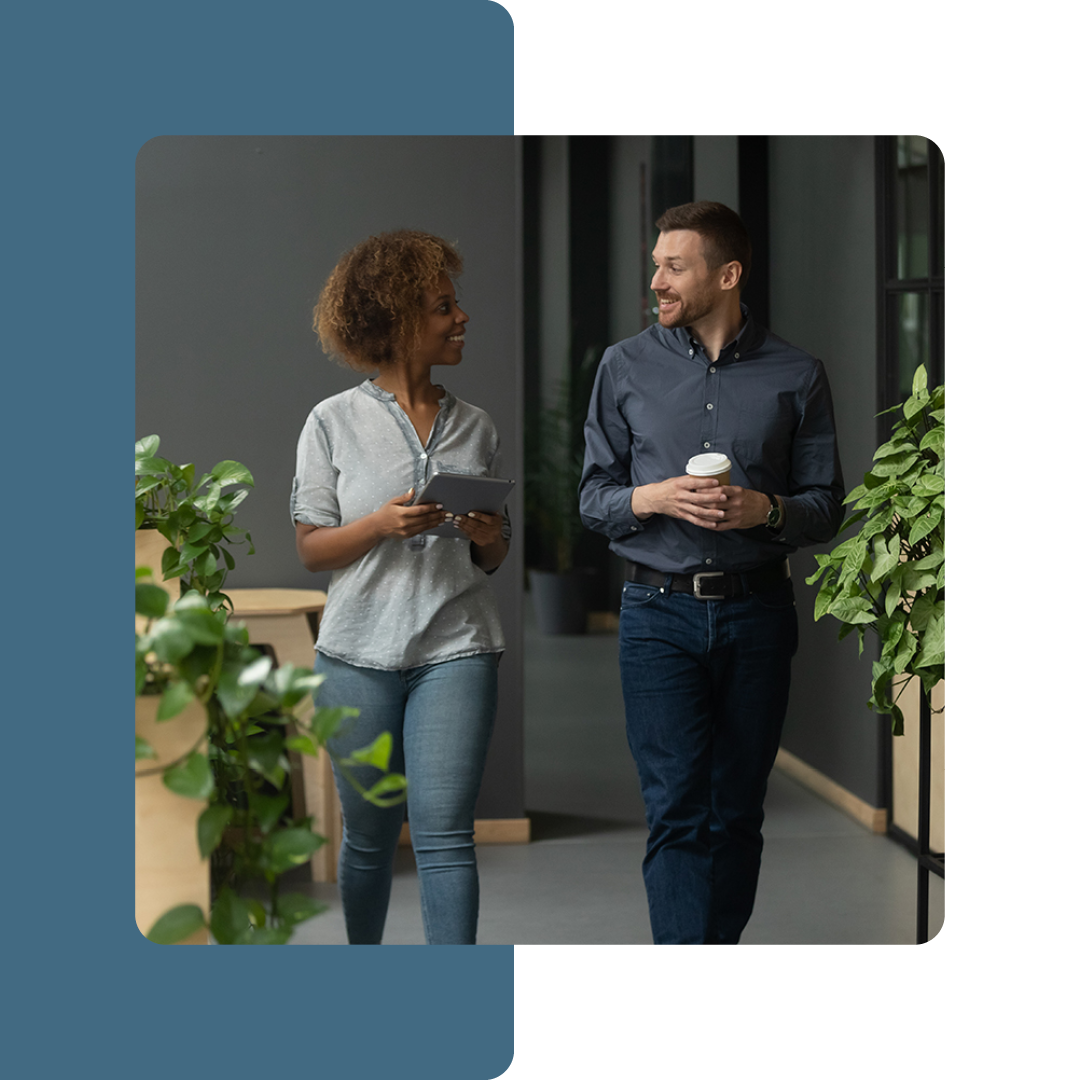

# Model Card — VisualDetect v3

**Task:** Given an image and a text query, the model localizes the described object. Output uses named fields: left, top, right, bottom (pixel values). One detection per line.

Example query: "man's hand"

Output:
left=632, top=476, right=771, bottom=531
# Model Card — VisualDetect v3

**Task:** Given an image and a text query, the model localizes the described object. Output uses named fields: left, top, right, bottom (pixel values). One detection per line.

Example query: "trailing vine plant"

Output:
left=136, top=437, right=406, bottom=944
left=806, top=365, right=944, bottom=735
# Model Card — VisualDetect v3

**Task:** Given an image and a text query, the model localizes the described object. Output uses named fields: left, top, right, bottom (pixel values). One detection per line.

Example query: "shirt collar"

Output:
left=360, top=378, right=455, bottom=410
left=672, top=303, right=756, bottom=362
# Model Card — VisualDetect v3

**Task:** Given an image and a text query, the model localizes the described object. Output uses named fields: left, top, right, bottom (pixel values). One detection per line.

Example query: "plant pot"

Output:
left=528, top=568, right=590, bottom=635
left=135, top=696, right=209, bottom=943
left=136, top=527, right=180, bottom=602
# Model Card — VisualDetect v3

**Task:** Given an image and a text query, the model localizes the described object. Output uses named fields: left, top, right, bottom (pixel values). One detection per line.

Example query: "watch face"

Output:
left=767, top=507, right=781, bottom=528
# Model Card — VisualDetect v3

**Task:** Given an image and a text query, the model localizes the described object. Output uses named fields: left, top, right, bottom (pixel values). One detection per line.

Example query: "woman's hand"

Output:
left=455, top=510, right=509, bottom=571
left=295, top=488, right=446, bottom=572
left=374, top=488, right=448, bottom=539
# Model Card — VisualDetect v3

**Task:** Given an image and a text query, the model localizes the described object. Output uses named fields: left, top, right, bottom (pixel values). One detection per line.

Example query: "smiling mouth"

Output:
left=448, top=334, right=465, bottom=343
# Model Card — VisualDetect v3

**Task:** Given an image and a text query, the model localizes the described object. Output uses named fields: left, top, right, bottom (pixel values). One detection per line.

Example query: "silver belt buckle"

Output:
left=692, top=571, right=727, bottom=600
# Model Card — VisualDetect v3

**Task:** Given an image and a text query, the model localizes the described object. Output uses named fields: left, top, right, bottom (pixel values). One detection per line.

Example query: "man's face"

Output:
left=650, top=230, right=725, bottom=330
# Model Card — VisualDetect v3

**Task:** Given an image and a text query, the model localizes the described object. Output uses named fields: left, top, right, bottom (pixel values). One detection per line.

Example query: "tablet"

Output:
left=411, top=471, right=515, bottom=538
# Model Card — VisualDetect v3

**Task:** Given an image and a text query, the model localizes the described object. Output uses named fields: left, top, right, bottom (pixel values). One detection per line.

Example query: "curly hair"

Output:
left=313, top=229, right=463, bottom=371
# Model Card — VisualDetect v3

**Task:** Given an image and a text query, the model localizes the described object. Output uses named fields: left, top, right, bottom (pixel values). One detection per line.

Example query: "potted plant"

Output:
left=805, top=364, right=944, bottom=734
left=136, top=436, right=406, bottom=944
left=524, top=347, right=600, bottom=633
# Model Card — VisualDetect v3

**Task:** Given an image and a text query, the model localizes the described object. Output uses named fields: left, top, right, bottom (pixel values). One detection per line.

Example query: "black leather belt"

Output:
left=626, top=558, right=790, bottom=601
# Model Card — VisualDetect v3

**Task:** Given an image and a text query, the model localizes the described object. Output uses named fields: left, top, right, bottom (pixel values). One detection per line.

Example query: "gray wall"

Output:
left=136, top=136, right=524, bottom=819
left=767, top=136, right=883, bottom=806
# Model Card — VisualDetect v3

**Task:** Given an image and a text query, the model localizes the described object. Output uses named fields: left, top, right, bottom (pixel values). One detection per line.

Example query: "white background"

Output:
left=503, top=1, right=1073, bottom=1076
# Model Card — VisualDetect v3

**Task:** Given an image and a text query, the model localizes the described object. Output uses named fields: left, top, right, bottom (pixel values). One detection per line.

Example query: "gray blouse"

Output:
left=290, top=379, right=508, bottom=671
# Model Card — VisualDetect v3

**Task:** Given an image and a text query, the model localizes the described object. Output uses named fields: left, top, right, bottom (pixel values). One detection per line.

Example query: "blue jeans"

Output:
left=313, top=651, right=499, bottom=945
left=619, top=577, right=798, bottom=944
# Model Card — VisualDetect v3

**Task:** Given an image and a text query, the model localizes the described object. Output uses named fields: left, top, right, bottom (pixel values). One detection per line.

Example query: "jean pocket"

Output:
left=621, top=581, right=662, bottom=610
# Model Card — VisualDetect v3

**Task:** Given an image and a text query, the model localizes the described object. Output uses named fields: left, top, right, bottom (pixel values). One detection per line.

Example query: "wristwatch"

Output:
left=765, top=493, right=783, bottom=532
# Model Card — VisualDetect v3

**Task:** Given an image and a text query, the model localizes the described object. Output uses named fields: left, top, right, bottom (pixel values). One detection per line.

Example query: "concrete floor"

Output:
left=288, top=600, right=943, bottom=945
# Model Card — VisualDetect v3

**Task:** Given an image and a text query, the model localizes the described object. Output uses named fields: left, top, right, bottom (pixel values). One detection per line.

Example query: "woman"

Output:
left=291, top=230, right=509, bottom=944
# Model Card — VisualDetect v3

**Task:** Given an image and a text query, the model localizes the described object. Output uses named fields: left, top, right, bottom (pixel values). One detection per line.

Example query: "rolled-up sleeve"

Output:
left=579, top=349, right=643, bottom=540
left=290, top=412, right=342, bottom=528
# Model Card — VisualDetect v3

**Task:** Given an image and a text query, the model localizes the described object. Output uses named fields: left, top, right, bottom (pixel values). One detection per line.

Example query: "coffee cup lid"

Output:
left=686, top=452, right=731, bottom=476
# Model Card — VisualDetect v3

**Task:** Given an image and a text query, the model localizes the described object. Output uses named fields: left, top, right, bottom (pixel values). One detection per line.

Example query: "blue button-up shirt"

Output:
left=579, top=308, right=845, bottom=574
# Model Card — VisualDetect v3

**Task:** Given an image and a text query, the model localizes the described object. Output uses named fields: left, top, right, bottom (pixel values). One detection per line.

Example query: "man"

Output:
left=579, top=201, right=844, bottom=944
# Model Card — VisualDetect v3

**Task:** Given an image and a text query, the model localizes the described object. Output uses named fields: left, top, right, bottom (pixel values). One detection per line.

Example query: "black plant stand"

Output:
left=916, top=688, right=944, bottom=943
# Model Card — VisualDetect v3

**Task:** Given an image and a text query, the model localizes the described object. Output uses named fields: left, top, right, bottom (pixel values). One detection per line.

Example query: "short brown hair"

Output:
left=655, top=201, right=751, bottom=289
left=313, top=229, right=463, bottom=371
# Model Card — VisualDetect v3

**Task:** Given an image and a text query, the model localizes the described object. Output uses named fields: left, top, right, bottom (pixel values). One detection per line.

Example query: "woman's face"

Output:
left=412, top=274, right=469, bottom=367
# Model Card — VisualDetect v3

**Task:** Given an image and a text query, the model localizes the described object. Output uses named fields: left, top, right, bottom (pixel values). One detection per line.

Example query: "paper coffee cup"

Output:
left=686, top=452, right=731, bottom=485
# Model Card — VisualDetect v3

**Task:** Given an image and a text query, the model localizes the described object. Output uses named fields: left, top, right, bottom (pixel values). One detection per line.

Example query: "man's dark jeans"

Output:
left=619, top=576, right=798, bottom=944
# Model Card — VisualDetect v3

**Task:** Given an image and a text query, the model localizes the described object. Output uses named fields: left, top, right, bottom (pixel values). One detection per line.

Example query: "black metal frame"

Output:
left=916, top=690, right=944, bottom=942
left=876, top=136, right=945, bottom=942
left=876, top=136, right=945, bottom=442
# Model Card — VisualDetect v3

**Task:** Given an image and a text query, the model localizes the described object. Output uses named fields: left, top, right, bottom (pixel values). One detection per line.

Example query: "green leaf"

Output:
left=312, top=705, right=356, bottom=744
left=909, top=596, right=944, bottom=632
left=195, top=549, right=219, bottom=580
left=163, top=753, right=214, bottom=800
left=903, top=393, right=929, bottom=421
left=286, top=734, right=319, bottom=757
left=135, top=455, right=172, bottom=477
left=908, top=549, right=943, bottom=572
left=157, top=679, right=196, bottom=721
left=912, top=473, right=945, bottom=496
left=873, top=440, right=918, bottom=461
left=892, top=494, right=928, bottom=519
left=160, top=545, right=181, bottom=578
left=826, top=597, right=878, bottom=625
left=912, top=364, right=928, bottom=395
left=813, top=580, right=837, bottom=621
left=197, top=805, right=233, bottom=858
left=871, top=453, right=919, bottom=477
left=211, top=460, right=255, bottom=487
left=919, top=426, right=944, bottom=457
left=869, top=545, right=899, bottom=584
left=210, top=887, right=252, bottom=945
left=263, top=828, right=326, bottom=874
left=890, top=703, right=905, bottom=737
left=908, top=504, right=944, bottom=546
left=245, top=731, right=286, bottom=780
left=148, top=619, right=195, bottom=664
left=895, top=629, right=918, bottom=673
left=884, top=579, right=903, bottom=618
left=136, top=735, right=157, bottom=760
left=216, top=662, right=262, bottom=718
left=900, top=567, right=938, bottom=595
left=276, top=893, right=329, bottom=926
left=136, top=655, right=148, bottom=695
left=917, top=611, right=945, bottom=667
left=249, top=792, right=291, bottom=833
left=246, top=898, right=267, bottom=929
left=146, top=904, right=205, bottom=944
left=135, top=583, right=170, bottom=619
left=239, top=654, right=273, bottom=688
left=135, top=501, right=145, bottom=529
left=348, top=731, right=394, bottom=771
left=136, top=435, right=161, bottom=459
left=363, top=773, right=409, bottom=807
left=176, top=606, right=226, bottom=646
left=247, top=927, right=292, bottom=945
